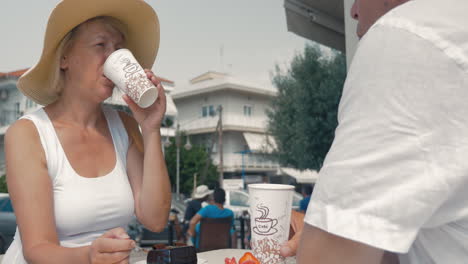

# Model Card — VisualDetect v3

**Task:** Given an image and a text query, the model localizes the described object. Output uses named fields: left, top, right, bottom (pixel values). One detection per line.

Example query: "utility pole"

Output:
left=218, top=106, right=224, bottom=188
left=175, top=123, right=180, bottom=200
left=193, top=173, right=198, bottom=197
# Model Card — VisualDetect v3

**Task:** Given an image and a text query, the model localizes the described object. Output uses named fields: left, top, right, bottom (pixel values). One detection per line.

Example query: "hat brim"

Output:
left=193, top=190, right=214, bottom=199
left=18, top=0, right=160, bottom=106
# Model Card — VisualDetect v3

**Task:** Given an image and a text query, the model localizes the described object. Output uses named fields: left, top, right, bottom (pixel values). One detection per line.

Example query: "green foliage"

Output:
left=0, top=175, right=8, bottom=193
left=164, top=136, right=218, bottom=196
left=267, top=44, right=347, bottom=170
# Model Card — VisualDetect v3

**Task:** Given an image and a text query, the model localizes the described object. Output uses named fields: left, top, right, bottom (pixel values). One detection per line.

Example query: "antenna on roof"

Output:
left=220, top=44, right=224, bottom=73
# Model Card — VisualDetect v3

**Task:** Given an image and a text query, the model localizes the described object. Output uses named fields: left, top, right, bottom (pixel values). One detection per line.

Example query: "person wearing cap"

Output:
left=182, top=185, right=213, bottom=241
left=3, top=0, right=170, bottom=263
left=187, top=188, right=235, bottom=250
left=289, top=0, right=468, bottom=263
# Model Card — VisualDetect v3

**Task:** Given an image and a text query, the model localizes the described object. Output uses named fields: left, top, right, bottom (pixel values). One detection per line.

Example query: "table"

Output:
left=1, top=249, right=296, bottom=263
left=130, top=248, right=296, bottom=263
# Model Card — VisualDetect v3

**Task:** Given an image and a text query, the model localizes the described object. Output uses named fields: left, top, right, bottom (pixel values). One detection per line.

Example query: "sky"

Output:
left=0, top=0, right=311, bottom=88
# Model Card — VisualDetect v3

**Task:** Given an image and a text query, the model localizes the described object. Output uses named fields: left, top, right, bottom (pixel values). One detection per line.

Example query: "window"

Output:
left=15, top=102, right=20, bottom=117
left=229, top=191, right=249, bottom=207
left=202, top=105, right=221, bottom=117
left=243, top=105, right=252, bottom=116
left=209, top=105, right=215, bottom=116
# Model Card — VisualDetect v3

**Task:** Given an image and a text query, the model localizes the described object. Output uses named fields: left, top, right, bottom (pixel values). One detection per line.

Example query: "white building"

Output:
left=0, top=69, right=30, bottom=175
left=172, top=71, right=281, bottom=186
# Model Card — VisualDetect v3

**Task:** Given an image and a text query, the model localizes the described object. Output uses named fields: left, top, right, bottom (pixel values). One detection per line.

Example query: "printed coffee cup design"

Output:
left=249, top=184, right=294, bottom=264
left=121, top=58, right=140, bottom=78
left=103, top=49, right=158, bottom=108
left=254, top=204, right=278, bottom=235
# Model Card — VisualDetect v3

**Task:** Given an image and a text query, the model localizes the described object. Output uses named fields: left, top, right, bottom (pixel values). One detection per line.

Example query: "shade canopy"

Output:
left=284, top=0, right=345, bottom=52
left=243, top=132, right=277, bottom=153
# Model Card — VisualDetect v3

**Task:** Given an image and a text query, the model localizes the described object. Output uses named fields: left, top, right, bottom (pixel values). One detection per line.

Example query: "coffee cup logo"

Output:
left=121, top=58, right=141, bottom=78
left=253, top=204, right=278, bottom=236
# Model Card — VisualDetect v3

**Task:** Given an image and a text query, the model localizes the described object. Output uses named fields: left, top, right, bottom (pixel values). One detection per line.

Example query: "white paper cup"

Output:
left=248, top=184, right=294, bottom=264
left=103, top=49, right=158, bottom=108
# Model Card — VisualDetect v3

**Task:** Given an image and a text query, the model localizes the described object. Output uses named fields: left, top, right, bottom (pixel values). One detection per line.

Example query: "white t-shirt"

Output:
left=305, top=0, right=468, bottom=263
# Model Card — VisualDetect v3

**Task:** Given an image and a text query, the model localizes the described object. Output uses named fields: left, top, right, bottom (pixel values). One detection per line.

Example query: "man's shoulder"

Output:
left=363, top=0, right=468, bottom=74
left=373, top=0, right=468, bottom=36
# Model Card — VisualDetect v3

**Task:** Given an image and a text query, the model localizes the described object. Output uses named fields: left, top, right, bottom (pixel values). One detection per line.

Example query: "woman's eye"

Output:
left=96, top=43, right=105, bottom=47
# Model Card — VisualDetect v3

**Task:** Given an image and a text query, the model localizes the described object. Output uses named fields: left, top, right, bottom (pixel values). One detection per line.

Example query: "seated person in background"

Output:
left=182, top=185, right=213, bottom=238
left=299, top=184, right=314, bottom=213
left=187, top=188, right=235, bottom=249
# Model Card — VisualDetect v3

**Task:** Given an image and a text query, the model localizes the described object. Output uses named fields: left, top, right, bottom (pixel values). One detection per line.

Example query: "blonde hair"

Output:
left=50, top=16, right=128, bottom=99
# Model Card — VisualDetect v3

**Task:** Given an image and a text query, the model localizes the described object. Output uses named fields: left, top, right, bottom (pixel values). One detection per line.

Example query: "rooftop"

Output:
left=0, top=69, right=29, bottom=79
left=172, top=71, right=277, bottom=99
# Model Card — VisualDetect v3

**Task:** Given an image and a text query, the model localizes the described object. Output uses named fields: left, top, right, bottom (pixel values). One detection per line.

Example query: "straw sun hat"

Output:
left=17, top=0, right=160, bottom=106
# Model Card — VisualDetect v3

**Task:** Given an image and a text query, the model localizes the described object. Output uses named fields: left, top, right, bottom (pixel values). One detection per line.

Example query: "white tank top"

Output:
left=2, top=106, right=135, bottom=263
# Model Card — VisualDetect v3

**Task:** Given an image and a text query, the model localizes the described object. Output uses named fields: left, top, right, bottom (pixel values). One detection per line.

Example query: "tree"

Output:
left=164, top=136, right=218, bottom=196
left=267, top=44, right=346, bottom=170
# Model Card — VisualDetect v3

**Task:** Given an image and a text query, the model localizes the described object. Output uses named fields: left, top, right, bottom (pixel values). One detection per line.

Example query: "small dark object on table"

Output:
left=147, top=245, right=197, bottom=264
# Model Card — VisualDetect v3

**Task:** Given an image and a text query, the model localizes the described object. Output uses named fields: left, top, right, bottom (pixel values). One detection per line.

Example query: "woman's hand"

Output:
left=88, top=227, right=135, bottom=264
left=122, top=69, right=167, bottom=134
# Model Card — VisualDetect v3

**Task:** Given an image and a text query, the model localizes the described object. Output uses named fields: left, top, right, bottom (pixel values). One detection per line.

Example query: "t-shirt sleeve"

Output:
left=305, top=25, right=468, bottom=253
left=197, top=205, right=212, bottom=218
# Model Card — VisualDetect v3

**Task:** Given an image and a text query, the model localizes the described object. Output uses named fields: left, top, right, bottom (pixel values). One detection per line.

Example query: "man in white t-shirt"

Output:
left=292, top=0, right=468, bottom=263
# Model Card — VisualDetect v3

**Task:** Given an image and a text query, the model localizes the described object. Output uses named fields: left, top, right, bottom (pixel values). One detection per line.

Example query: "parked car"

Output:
left=224, top=189, right=304, bottom=218
left=0, top=193, right=17, bottom=254
left=127, top=193, right=187, bottom=245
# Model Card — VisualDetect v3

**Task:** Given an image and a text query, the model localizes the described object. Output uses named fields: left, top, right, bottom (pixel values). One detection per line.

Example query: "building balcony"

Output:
left=180, top=115, right=269, bottom=134
left=212, top=153, right=279, bottom=173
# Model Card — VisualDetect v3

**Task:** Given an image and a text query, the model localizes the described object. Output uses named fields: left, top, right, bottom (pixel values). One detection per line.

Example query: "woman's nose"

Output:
left=351, top=0, right=359, bottom=20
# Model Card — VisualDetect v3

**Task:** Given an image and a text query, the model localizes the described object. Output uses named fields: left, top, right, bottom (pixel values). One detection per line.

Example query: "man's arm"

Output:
left=297, top=223, right=384, bottom=264
left=187, top=214, right=202, bottom=237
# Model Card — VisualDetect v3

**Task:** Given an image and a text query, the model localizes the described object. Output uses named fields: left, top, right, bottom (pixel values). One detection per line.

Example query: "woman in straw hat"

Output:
left=3, top=0, right=170, bottom=263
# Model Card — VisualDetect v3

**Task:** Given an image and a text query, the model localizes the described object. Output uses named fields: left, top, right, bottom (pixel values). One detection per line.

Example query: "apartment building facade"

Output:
left=172, top=72, right=281, bottom=186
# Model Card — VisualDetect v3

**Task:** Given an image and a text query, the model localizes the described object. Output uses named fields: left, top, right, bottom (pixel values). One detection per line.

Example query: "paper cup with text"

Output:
left=248, top=184, right=294, bottom=264
left=104, top=49, right=158, bottom=108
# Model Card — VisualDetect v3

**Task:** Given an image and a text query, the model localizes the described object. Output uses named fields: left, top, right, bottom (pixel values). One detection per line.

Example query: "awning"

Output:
left=284, top=0, right=345, bottom=52
left=243, top=132, right=277, bottom=153
left=279, top=167, right=318, bottom=183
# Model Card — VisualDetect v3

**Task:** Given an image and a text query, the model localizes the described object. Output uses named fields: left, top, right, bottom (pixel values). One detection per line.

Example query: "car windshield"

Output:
left=229, top=191, right=249, bottom=207
left=0, top=197, right=14, bottom=212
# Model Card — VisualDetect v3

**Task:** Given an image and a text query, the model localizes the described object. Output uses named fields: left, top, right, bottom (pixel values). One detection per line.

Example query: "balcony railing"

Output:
left=213, top=153, right=279, bottom=171
left=180, top=114, right=269, bottom=132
